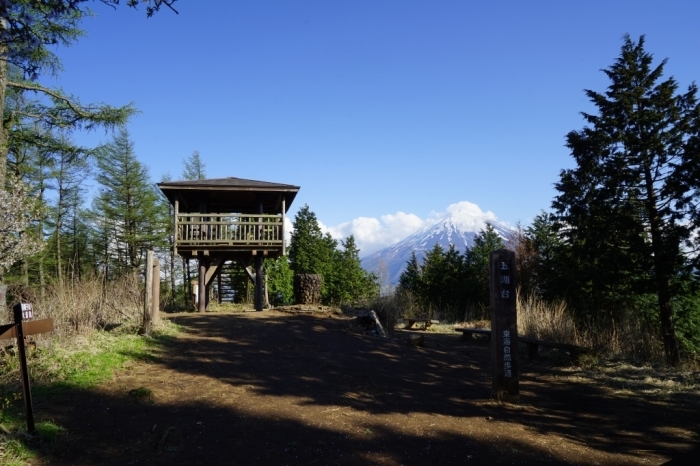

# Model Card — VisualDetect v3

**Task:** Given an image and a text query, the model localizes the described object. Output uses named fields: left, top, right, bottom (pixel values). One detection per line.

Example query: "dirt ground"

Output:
left=30, top=310, right=700, bottom=465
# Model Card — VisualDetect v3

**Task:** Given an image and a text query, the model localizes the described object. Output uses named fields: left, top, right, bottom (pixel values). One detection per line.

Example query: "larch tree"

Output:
left=91, top=127, right=166, bottom=273
left=553, top=35, right=700, bottom=365
left=181, top=150, right=206, bottom=180
left=179, top=149, right=206, bottom=300
left=0, top=8, right=135, bottom=189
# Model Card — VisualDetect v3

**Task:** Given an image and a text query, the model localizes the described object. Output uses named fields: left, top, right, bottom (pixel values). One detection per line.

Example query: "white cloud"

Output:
left=289, top=200, right=504, bottom=257
left=322, top=212, right=427, bottom=256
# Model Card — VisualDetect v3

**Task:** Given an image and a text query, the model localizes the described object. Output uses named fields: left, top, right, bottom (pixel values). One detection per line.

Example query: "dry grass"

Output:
left=517, top=292, right=664, bottom=362
left=369, top=288, right=667, bottom=363
left=206, top=302, right=250, bottom=313
left=2, top=274, right=145, bottom=345
left=517, top=293, right=578, bottom=345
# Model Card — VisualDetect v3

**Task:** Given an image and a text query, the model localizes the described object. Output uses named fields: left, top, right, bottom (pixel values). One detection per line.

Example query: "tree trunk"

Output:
left=170, top=240, right=176, bottom=309
left=184, top=257, right=191, bottom=308
left=0, top=44, right=8, bottom=188
left=21, top=260, right=29, bottom=286
left=55, top=211, right=62, bottom=285
left=643, top=157, right=680, bottom=365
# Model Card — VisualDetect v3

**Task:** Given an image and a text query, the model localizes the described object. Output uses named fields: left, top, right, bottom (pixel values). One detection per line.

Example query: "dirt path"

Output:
left=33, top=311, right=699, bottom=465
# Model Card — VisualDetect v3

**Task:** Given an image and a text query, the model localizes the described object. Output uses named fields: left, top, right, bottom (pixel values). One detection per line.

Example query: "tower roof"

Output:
left=157, top=177, right=300, bottom=213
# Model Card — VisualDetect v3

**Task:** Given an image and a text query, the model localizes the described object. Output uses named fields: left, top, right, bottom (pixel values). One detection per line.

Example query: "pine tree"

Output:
left=553, top=35, right=700, bottom=365
left=91, top=127, right=166, bottom=273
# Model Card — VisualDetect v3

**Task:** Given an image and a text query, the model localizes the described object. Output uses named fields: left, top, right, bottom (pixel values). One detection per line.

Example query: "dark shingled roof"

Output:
left=157, top=177, right=300, bottom=214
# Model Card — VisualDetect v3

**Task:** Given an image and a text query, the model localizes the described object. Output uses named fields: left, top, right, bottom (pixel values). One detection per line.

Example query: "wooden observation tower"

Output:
left=157, top=177, right=300, bottom=312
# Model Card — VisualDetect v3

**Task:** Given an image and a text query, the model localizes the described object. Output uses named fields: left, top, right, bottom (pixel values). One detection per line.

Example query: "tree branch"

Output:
left=7, top=80, right=92, bottom=117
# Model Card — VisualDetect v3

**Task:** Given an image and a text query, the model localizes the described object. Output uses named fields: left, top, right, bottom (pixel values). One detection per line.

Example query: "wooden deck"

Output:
left=175, top=213, right=284, bottom=255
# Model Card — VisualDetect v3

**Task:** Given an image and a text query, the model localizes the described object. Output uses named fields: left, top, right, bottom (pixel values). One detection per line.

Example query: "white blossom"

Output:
left=0, top=178, right=43, bottom=275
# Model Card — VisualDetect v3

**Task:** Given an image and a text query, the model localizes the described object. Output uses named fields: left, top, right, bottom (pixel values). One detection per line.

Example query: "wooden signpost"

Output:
left=490, top=249, right=520, bottom=403
left=0, top=302, right=54, bottom=433
left=141, top=251, right=161, bottom=335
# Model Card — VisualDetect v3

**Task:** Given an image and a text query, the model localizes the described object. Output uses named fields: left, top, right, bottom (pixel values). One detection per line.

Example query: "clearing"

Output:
left=28, top=310, right=700, bottom=465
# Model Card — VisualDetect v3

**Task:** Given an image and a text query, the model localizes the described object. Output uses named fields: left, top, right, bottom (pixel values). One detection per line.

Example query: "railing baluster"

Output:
left=174, top=214, right=284, bottom=247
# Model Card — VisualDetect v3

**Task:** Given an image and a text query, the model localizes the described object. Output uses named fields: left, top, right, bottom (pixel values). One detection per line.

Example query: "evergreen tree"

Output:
left=317, top=232, right=340, bottom=303
left=525, top=212, right=568, bottom=301
left=182, top=150, right=206, bottom=180
left=328, top=235, right=377, bottom=304
left=553, top=35, right=700, bottom=365
left=288, top=205, right=327, bottom=275
left=398, top=251, right=422, bottom=297
left=506, top=222, right=538, bottom=299
left=463, top=224, right=505, bottom=309
left=48, top=136, right=91, bottom=284
left=420, top=243, right=446, bottom=311
left=91, top=127, right=166, bottom=273
left=266, top=256, right=294, bottom=305
left=288, top=206, right=376, bottom=304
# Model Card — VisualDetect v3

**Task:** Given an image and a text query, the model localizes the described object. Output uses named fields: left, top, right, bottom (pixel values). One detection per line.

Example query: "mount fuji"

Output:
left=361, top=202, right=511, bottom=287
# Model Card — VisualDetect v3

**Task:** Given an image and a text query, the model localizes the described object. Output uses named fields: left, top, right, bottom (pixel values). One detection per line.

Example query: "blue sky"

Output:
left=45, top=0, right=700, bottom=255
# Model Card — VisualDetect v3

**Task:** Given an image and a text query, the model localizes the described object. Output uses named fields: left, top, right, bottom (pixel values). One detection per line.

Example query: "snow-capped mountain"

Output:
left=361, top=206, right=511, bottom=287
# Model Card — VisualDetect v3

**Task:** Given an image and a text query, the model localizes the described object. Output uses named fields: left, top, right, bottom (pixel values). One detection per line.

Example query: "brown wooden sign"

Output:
left=490, top=249, right=520, bottom=403
left=7, top=303, right=54, bottom=433
left=0, top=318, right=54, bottom=340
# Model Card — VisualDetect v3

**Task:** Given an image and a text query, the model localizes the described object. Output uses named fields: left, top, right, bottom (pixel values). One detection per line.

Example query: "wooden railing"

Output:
left=176, top=213, right=284, bottom=248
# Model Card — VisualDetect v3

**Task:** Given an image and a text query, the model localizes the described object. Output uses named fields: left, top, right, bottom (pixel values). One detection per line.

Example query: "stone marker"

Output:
left=490, top=249, right=519, bottom=403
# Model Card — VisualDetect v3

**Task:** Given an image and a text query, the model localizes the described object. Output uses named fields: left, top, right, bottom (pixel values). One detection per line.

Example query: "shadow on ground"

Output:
left=17, top=311, right=700, bottom=465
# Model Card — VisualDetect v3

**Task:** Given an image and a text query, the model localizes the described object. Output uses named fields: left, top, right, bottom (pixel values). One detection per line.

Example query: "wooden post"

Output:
left=217, top=271, right=223, bottom=304
left=254, top=254, right=263, bottom=311
left=281, top=197, right=286, bottom=256
left=13, top=303, right=35, bottom=433
left=255, top=200, right=264, bottom=311
left=490, top=249, right=519, bottom=403
left=142, top=250, right=153, bottom=335
left=184, top=257, right=191, bottom=308
left=198, top=256, right=207, bottom=312
left=152, top=257, right=160, bottom=324
left=174, top=200, right=179, bottom=256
